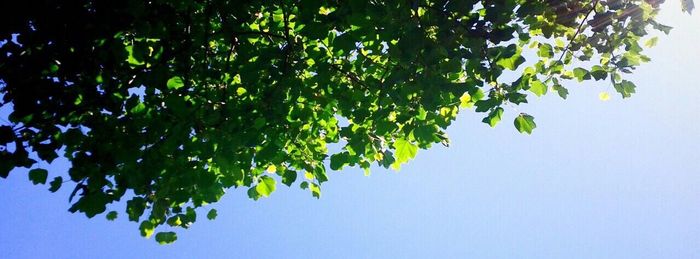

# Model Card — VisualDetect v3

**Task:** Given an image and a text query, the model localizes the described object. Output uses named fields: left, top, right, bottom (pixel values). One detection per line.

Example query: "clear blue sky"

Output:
left=2, top=3, right=699, bottom=259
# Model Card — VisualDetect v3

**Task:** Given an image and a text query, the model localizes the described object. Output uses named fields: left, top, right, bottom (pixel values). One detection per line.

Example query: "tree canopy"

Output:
left=0, top=0, right=693, bottom=243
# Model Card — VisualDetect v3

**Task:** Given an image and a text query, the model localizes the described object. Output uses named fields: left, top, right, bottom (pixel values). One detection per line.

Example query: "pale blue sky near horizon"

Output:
left=1, top=2, right=700, bottom=258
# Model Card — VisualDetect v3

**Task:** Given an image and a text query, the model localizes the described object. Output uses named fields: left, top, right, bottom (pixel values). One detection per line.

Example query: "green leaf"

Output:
left=155, top=232, right=177, bottom=244
left=514, top=114, right=537, bottom=134
left=614, top=80, right=636, bottom=98
left=106, top=211, right=118, bottom=221
left=459, top=92, right=472, bottom=108
left=529, top=80, right=547, bottom=97
left=206, top=209, right=217, bottom=220
left=475, top=98, right=499, bottom=112
left=552, top=84, right=569, bottom=99
left=127, top=197, right=146, bottom=222
left=167, top=76, right=185, bottom=90
left=0, top=0, right=677, bottom=240
left=281, top=169, right=297, bottom=186
left=590, top=65, right=608, bottom=81
left=573, top=68, right=591, bottom=82
left=412, top=125, right=437, bottom=144
left=506, top=92, right=528, bottom=104
left=537, top=43, right=553, bottom=58
left=130, top=102, right=146, bottom=114
left=482, top=107, right=504, bottom=127
left=310, top=183, right=321, bottom=199
left=28, top=169, right=48, bottom=185
left=391, top=138, right=418, bottom=170
left=644, top=37, right=658, bottom=48
left=255, top=176, right=276, bottom=197
left=48, top=176, right=62, bottom=192
left=330, top=152, right=349, bottom=170
left=167, top=216, right=182, bottom=226
left=247, top=187, right=260, bottom=200
left=652, top=22, right=673, bottom=34
left=496, top=46, right=525, bottom=70
left=125, top=45, right=145, bottom=66
left=139, top=221, right=155, bottom=238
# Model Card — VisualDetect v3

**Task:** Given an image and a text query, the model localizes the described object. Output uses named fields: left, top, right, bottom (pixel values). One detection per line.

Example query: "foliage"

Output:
left=0, top=0, right=692, bottom=243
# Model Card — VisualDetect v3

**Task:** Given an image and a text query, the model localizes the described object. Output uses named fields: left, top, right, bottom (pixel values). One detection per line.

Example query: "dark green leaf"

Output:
left=28, top=169, right=48, bottom=185
left=106, top=211, right=118, bottom=221
left=48, top=176, right=62, bottom=192
left=155, top=232, right=177, bottom=244
left=206, top=209, right=217, bottom=220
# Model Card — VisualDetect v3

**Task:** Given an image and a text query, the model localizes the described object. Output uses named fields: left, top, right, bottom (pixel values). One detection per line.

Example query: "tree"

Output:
left=0, top=0, right=692, bottom=243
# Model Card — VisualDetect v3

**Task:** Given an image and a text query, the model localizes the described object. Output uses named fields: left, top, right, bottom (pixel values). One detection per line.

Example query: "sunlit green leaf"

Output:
left=255, top=176, right=276, bottom=197
left=514, top=114, right=537, bottom=134
left=167, top=76, right=185, bottom=90
left=482, top=107, right=504, bottom=127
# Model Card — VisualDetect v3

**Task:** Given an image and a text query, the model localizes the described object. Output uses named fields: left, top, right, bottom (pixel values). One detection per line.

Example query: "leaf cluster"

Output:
left=0, top=0, right=691, bottom=243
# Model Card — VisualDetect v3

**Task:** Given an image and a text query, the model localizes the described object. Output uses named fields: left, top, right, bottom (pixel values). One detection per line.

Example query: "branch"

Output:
left=555, top=0, right=600, bottom=64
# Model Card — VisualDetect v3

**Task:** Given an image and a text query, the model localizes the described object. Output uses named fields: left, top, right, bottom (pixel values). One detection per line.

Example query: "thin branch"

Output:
left=555, top=0, right=600, bottom=64
left=545, top=0, right=600, bottom=83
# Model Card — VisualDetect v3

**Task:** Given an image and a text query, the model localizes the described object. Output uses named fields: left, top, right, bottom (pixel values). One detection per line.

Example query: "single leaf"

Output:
left=614, top=80, right=636, bottom=98
left=330, top=152, right=348, bottom=170
left=590, top=66, right=607, bottom=81
left=573, top=68, right=591, bottom=82
left=167, top=76, right=185, bottom=90
left=529, top=80, right=547, bottom=97
left=130, top=102, right=146, bottom=114
left=255, top=176, right=276, bottom=197
left=599, top=92, right=611, bottom=101
left=139, top=221, right=155, bottom=238
left=391, top=138, right=418, bottom=170
left=167, top=216, right=182, bottom=227
left=459, top=92, right=472, bottom=108
left=127, top=197, right=146, bottom=222
left=644, top=37, right=658, bottom=48
left=537, top=43, right=553, bottom=58
left=28, top=169, right=48, bottom=185
left=514, top=114, right=537, bottom=134
left=310, top=183, right=321, bottom=199
left=106, top=211, right=118, bottom=221
left=155, top=232, right=177, bottom=245
left=247, top=187, right=260, bottom=200
left=482, top=107, right=504, bottom=127
left=281, top=170, right=297, bottom=186
left=125, top=45, right=145, bottom=66
left=552, top=84, right=569, bottom=99
left=206, top=209, right=217, bottom=220
left=48, top=176, right=62, bottom=192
